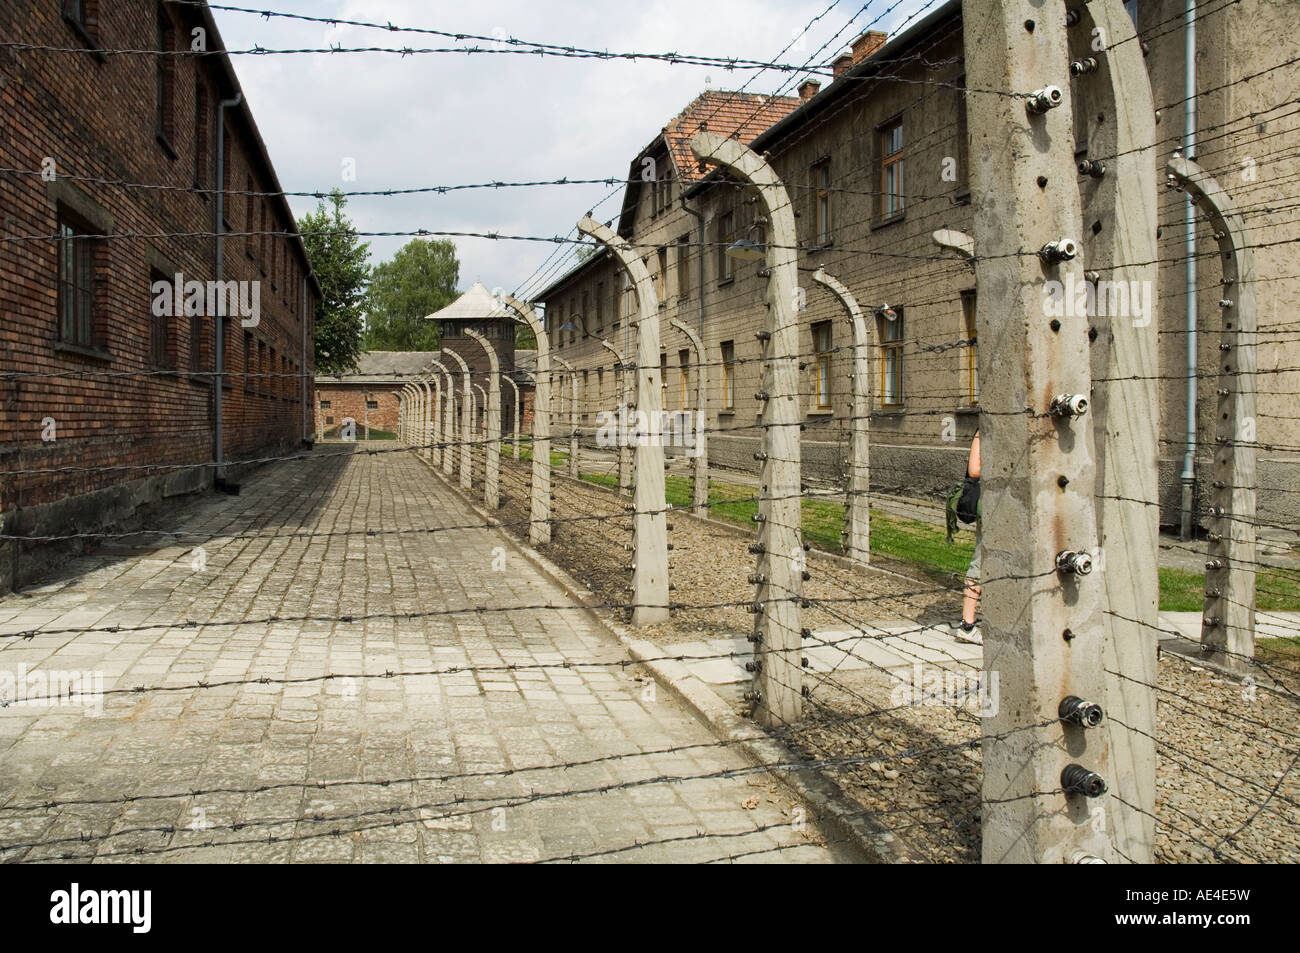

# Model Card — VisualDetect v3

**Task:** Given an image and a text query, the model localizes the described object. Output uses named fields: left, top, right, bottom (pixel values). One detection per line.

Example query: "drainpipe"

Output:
left=678, top=196, right=706, bottom=342
left=215, top=92, right=242, bottom=484
left=1179, top=1, right=1197, bottom=539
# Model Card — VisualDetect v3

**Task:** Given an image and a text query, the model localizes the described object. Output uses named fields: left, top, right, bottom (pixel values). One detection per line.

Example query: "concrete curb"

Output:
left=419, top=451, right=925, bottom=864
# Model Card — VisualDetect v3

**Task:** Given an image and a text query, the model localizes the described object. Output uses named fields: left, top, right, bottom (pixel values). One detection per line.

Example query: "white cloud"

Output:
left=211, top=0, right=935, bottom=295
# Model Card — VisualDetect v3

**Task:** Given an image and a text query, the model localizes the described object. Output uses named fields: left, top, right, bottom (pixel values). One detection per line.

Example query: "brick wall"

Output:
left=0, top=2, right=318, bottom=584
left=314, top=385, right=401, bottom=435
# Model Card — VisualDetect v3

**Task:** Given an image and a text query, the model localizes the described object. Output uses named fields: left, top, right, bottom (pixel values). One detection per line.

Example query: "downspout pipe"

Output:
left=1179, top=0, right=1198, bottom=539
left=215, top=92, right=242, bottom=485
left=678, top=196, right=706, bottom=343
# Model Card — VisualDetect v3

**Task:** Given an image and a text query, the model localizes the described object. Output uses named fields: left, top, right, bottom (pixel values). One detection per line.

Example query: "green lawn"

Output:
left=570, top=467, right=1300, bottom=612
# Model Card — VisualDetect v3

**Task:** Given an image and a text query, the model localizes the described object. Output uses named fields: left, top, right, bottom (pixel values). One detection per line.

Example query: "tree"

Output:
left=363, top=238, right=459, bottom=351
left=299, top=189, right=370, bottom=375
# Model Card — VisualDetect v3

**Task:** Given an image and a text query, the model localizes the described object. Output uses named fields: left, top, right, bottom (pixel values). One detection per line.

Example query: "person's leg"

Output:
left=961, top=524, right=981, bottom=626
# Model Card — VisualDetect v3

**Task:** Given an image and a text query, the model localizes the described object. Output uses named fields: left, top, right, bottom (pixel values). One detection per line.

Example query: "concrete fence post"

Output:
left=670, top=319, right=709, bottom=518
left=501, top=373, right=521, bottom=461
left=599, top=339, right=632, bottom=496
left=811, top=268, right=870, bottom=567
left=425, top=360, right=454, bottom=478
left=1166, top=155, right=1258, bottom=666
left=691, top=131, right=803, bottom=727
left=578, top=216, right=670, bottom=626
left=466, top=329, right=502, bottom=512
left=505, top=296, right=551, bottom=546
left=442, top=349, right=473, bottom=491
left=554, top=356, right=580, bottom=479
left=1075, top=0, right=1161, bottom=863
left=965, top=0, right=1113, bottom=863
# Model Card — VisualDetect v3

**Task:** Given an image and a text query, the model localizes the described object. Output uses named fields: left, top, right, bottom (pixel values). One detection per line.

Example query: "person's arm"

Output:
left=968, top=431, right=981, bottom=480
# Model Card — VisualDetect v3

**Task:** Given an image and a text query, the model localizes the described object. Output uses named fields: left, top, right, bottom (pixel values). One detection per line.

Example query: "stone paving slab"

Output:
left=0, top=447, right=845, bottom=864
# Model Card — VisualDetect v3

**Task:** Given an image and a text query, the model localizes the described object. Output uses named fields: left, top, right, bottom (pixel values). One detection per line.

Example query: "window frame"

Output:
left=155, top=5, right=177, bottom=156
left=813, top=159, right=832, bottom=245
left=720, top=340, right=735, bottom=411
left=879, top=117, right=905, bottom=222
left=717, top=210, right=735, bottom=284
left=961, top=290, right=978, bottom=407
left=56, top=208, right=101, bottom=351
left=812, top=320, right=833, bottom=410
left=878, top=307, right=905, bottom=407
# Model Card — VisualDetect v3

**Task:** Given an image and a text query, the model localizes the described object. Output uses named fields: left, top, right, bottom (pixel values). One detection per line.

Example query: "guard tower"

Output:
left=427, top=282, right=518, bottom=434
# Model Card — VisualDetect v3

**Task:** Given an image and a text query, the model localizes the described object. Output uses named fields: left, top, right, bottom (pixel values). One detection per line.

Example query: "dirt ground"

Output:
left=490, top=455, right=1300, bottom=863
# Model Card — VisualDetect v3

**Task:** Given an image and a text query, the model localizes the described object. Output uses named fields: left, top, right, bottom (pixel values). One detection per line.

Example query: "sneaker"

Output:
left=950, top=621, right=982, bottom=645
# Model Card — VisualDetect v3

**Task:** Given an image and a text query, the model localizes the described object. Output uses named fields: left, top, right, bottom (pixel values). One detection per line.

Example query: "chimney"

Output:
left=831, top=49, right=853, bottom=79
left=797, top=78, right=821, bottom=101
left=851, top=30, right=888, bottom=63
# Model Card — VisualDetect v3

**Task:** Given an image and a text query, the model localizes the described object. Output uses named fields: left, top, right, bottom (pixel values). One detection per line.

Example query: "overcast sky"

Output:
left=210, top=0, right=936, bottom=299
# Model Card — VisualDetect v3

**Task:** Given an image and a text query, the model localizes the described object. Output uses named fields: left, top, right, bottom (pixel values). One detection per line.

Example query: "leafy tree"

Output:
left=363, top=239, right=460, bottom=351
left=299, top=189, right=370, bottom=374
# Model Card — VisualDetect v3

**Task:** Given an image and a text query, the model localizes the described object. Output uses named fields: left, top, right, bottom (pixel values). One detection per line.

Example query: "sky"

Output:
left=209, top=0, right=938, bottom=300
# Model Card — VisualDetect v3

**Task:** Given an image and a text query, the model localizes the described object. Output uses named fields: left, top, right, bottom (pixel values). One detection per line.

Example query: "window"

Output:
left=269, top=347, right=277, bottom=396
left=366, top=400, right=378, bottom=410
left=155, top=7, right=176, bottom=150
left=720, top=340, right=735, bottom=410
left=595, top=281, right=605, bottom=331
left=319, top=400, right=332, bottom=409
left=56, top=210, right=99, bottom=348
left=189, top=308, right=205, bottom=372
left=581, top=291, right=589, bottom=337
left=243, top=333, right=254, bottom=392
left=679, top=348, right=690, bottom=410
left=813, top=321, right=832, bottom=410
left=813, top=160, right=832, bottom=244
left=880, top=119, right=904, bottom=219
left=259, top=202, right=268, bottom=273
left=325, top=416, right=335, bottom=425
left=879, top=307, right=904, bottom=406
left=717, top=211, right=735, bottom=283
left=64, top=0, right=101, bottom=45
left=148, top=269, right=174, bottom=370
left=193, top=80, right=209, bottom=189
left=656, top=246, right=668, bottom=302
left=676, top=236, right=690, bottom=302
left=962, top=290, right=978, bottom=406
left=257, top=340, right=266, bottom=394
left=1124, top=0, right=1139, bottom=27
left=244, top=176, right=255, bottom=258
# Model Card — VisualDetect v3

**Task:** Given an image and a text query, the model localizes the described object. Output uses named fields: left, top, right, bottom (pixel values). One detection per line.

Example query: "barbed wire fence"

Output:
left=1, top=0, right=1298, bottom=864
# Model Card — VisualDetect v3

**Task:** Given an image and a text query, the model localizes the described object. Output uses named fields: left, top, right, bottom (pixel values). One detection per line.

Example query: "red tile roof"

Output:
left=661, top=90, right=803, bottom=181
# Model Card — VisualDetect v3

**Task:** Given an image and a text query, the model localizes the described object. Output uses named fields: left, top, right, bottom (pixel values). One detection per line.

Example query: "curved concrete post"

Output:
left=691, top=131, right=801, bottom=724
left=670, top=318, right=709, bottom=518
left=504, top=295, right=551, bottom=545
left=1168, top=154, right=1257, bottom=663
left=501, top=373, right=521, bottom=460
left=812, top=269, right=870, bottom=567
left=553, top=356, right=580, bottom=479
left=465, top=329, right=502, bottom=511
left=399, top=383, right=418, bottom=445
left=578, top=215, right=669, bottom=626
left=419, top=377, right=434, bottom=459
left=442, top=348, right=473, bottom=490
left=471, top=383, right=486, bottom=439
left=599, top=338, right=631, bottom=495
left=1075, top=0, right=1161, bottom=863
left=964, top=0, right=1109, bottom=864
left=425, top=359, right=454, bottom=476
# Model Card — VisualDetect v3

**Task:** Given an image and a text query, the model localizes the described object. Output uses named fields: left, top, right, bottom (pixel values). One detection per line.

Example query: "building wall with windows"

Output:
left=535, top=0, right=1299, bottom=531
left=0, top=2, right=320, bottom=590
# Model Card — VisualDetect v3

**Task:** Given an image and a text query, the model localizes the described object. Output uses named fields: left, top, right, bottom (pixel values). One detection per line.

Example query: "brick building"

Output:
left=0, top=2, right=320, bottom=590
left=534, top=0, right=1299, bottom=534
left=314, top=352, right=437, bottom=439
